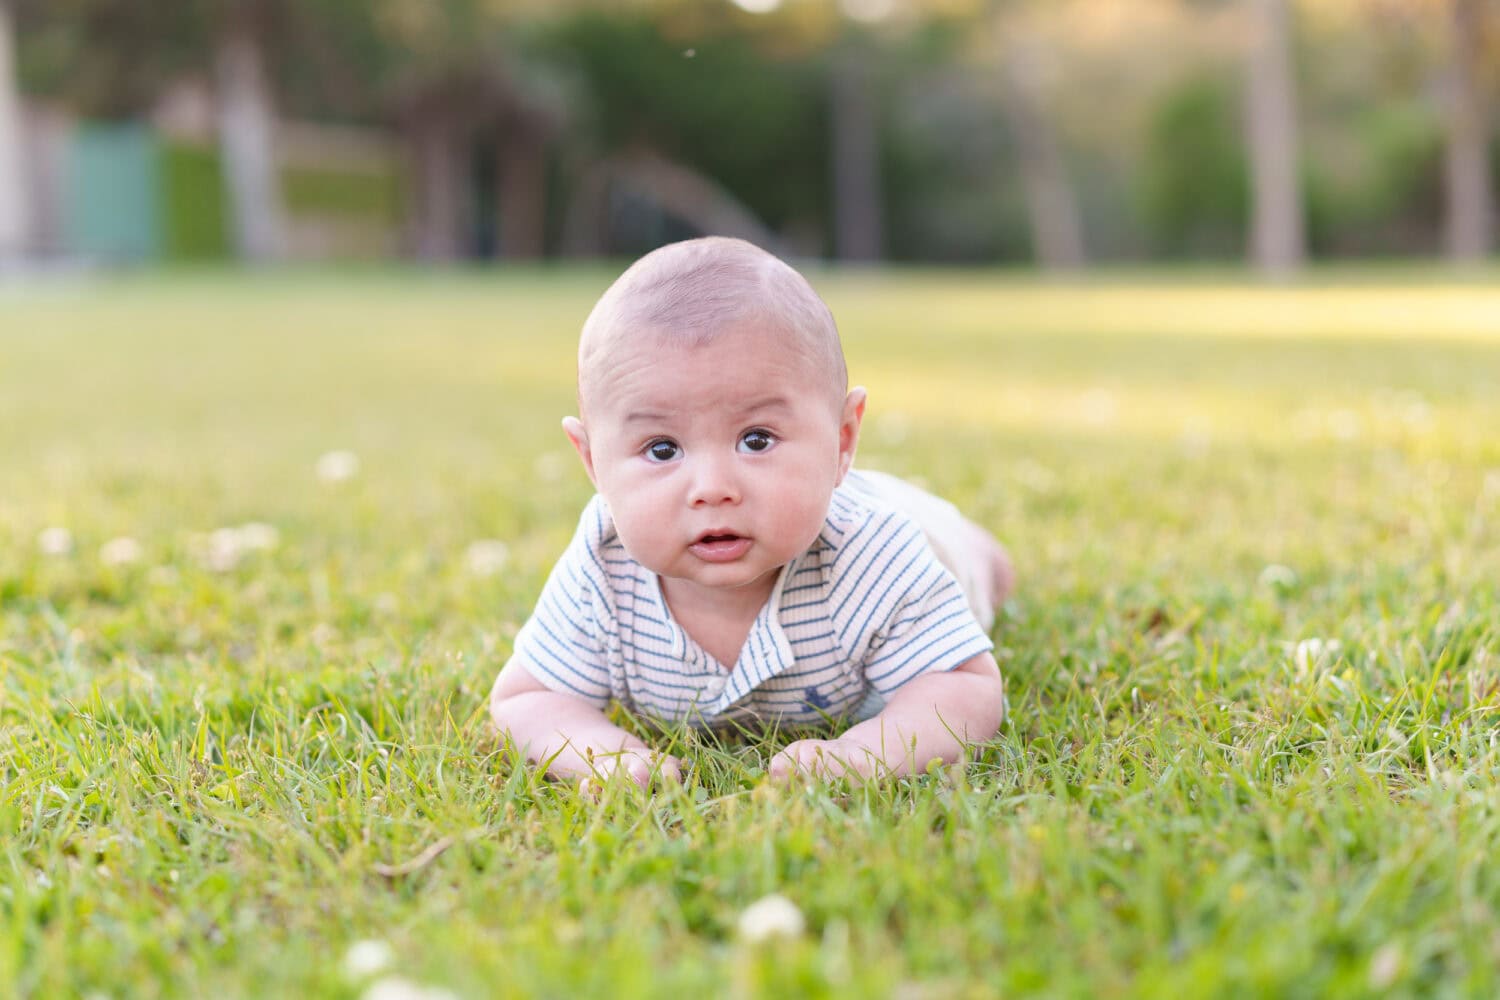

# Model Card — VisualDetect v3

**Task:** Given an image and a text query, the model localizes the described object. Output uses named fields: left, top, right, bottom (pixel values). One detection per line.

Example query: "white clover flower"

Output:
left=361, top=977, right=458, bottom=1000
left=533, top=451, right=569, bottom=483
left=1327, top=409, right=1361, bottom=441
left=205, top=528, right=245, bottom=573
left=464, top=540, right=510, bottom=578
left=1179, top=421, right=1213, bottom=458
left=737, top=893, right=806, bottom=943
left=1076, top=388, right=1119, bottom=427
left=237, top=522, right=280, bottom=551
left=194, top=523, right=279, bottom=572
left=317, top=450, right=361, bottom=483
left=1258, top=564, right=1297, bottom=589
left=876, top=411, right=911, bottom=445
left=343, top=939, right=393, bottom=978
left=99, top=537, right=143, bottom=566
left=1400, top=398, right=1433, bottom=429
left=38, top=527, right=74, bottom=556
left=1368, top=943, right=1402, bottom=989
left=1294, top=638, right=1342, bottom=675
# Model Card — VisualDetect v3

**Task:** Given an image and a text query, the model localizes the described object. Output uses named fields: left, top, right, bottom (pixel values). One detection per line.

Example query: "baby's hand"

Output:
left=579, top=749, right=683, bottom=797
left=768, top=738, right=885, bottom=783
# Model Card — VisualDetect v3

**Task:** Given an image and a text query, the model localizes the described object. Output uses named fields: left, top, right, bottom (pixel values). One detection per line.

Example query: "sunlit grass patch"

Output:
left=2, top=268, right=1499, bottom=997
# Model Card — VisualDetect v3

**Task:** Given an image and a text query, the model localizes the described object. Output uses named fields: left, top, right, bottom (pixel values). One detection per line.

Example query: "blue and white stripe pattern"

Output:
left=507, top=471, right=995, bottom=726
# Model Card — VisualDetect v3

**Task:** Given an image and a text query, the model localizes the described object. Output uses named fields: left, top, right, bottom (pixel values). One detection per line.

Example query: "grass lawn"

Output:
left=2, top=268, right=1499, bottom=998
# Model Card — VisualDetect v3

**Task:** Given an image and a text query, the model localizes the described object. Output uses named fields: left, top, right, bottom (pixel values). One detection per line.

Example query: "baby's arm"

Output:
left=768, top=651, right=1004, bottom=781
left=490, top=660, right=681, bottom=786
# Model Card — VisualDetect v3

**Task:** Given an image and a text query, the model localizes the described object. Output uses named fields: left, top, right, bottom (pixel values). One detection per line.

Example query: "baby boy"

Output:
left=489, top=237, right=1011, bottom=785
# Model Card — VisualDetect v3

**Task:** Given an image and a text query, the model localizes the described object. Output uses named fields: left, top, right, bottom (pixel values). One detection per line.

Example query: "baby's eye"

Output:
left=738, top=429, right=775, bottom=454
left=645, top=439, right=681, bottom=463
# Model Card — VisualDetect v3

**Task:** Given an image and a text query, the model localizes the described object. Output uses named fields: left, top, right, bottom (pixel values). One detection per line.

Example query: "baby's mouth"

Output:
left=690, top=532, right=752, bottom=562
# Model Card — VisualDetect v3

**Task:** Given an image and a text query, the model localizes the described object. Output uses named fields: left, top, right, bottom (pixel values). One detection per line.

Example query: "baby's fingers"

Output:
left=623, top=753, right=683, bottom=787
left=581, top=751, right=683, bottom=798
left=769, top=740, right=839, bottom=783
left=770, top=740, right=883, bottom=783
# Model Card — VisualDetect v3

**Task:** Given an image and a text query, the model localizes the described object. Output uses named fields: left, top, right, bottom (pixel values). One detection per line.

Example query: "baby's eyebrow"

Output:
left=622, top=410, right=672, bottom=424
left=737, top=395, right=792, bottom=416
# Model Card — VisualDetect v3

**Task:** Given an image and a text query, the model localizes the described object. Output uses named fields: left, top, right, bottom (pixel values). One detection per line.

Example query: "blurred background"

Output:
left=0, top=0, right=1495, bottom=275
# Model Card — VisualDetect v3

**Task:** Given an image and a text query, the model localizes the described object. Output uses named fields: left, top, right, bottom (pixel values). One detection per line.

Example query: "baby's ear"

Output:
left=836, top=387, right=867, bottom=482
left=562, top=417, right=599, bottom=488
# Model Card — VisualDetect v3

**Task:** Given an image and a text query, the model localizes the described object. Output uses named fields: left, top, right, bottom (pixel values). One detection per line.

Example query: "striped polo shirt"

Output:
left=508, top=471, right=995, bottom=727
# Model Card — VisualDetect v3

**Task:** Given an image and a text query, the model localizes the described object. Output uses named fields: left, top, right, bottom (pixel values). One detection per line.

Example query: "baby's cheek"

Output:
left=776, top=489, right=832, bottom=555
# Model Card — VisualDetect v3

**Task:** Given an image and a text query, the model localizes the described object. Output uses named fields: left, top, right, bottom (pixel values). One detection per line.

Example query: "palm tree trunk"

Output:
left=215, top=0, right=285, bottom=262
left=1444, top=0, right=1493, bottom=262
left=1244, top=0, right=1305, bottom=276
left=0, top=0, right=27, bottom=262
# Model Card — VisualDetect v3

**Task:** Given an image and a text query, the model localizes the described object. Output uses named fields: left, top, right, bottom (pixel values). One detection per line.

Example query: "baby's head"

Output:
left=564, top=237, right=866, bottom=603
left=576, top=236, right=847, bottom=418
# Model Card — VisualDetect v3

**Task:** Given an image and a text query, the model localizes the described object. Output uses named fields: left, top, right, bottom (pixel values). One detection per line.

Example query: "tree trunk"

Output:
left=408, top=118, right=465, bottom=261
left=1444, top=0, right=1493, bottom=262
left=0, top=0, right=27, bottom=262
left=498, top=131, right=546, bottom=260
left=999, top=36, right=1086, bottom=272
left=829, top=48, right=884, bottom=262
left=215, top=1, right=285, bottom=263
left=1244, top=0, right=1305, bottom=277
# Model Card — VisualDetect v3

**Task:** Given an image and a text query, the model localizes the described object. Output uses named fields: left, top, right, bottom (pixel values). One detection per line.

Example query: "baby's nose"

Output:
left=689, top=455, right=742, bottom=506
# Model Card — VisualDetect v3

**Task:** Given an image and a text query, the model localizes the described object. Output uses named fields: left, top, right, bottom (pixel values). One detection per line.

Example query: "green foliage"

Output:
left=3, top=270, right=1500, bottom=997
left=282, top=164, right=402, bottom=224
left=1138, top=75, right=1247, bottom=259
left=161, top=142, right=229, bottom=261
left=542, top=12, right=831, bottom=248
left=1306, top=103, right=1444, bottom=257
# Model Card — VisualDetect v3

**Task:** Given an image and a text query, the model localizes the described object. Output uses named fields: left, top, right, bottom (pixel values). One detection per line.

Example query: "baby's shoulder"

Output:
left=822, top=473, right=927, bottom=561
left=550, top=495, right=645, bottom=601
left=814, top=475, right=932, bottom=608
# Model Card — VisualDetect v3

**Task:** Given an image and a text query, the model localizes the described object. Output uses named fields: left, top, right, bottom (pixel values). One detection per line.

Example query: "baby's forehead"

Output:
left=576, top=237, right=847, bottom=412
left=578, top=321, right=843, bottom=419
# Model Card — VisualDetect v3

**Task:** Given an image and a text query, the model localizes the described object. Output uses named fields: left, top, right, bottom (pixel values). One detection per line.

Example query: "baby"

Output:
left=489, top=237, right=1012, bottom=785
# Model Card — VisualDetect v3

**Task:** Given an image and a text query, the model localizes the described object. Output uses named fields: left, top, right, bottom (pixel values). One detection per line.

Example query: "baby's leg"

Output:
left=843, top=469, right=1015, bottom=630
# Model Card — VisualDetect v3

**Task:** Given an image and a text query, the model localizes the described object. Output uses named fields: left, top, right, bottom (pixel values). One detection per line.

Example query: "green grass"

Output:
left=2, top=268, right=1499, bottom=998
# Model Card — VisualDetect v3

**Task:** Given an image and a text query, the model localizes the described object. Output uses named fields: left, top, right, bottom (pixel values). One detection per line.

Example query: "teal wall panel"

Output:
left=64, top=123, right=162, bottom=261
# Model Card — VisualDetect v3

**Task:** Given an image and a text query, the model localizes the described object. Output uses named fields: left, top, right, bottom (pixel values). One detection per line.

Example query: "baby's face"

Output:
left=568, top=323, right=862, bottom=608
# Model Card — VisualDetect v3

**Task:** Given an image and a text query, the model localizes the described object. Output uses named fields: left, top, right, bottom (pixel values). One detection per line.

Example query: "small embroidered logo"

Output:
left=803, top=686, right=830, bottom=710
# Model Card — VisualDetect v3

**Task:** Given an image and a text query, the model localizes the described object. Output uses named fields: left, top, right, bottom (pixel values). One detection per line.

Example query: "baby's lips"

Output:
left=689, top=534, right=753, bottom=561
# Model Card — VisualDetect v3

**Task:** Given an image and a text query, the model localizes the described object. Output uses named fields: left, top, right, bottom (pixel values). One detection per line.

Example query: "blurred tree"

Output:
left=977, top=0, right=1087, bottom=270
left=1245, top=0, right=1306, bottom=275
left=291, top=0, right=565, bottom=260
left=1000, top=32, right=1085, bottom=269
left=216, top=0, right=285, bottom=262
left=1140, top=75, right=1248, bottom=257
left=1443, top=0, right=1493, bottom=261
left=0, top=0, right=24, bottom=260
left=830, top=34, right=884, bottom=260
left=13, top=0, right=285, bottom=261
left=544, top=6, right=829, bottom=255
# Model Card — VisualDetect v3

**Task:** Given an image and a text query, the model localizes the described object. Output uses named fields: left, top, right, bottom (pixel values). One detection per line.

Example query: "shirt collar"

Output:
left=717, top=563, right=796, bottom=710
